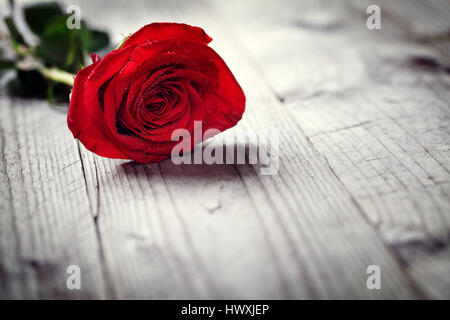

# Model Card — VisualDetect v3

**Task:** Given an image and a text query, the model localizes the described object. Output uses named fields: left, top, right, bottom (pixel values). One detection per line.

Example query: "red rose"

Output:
left=68, top=23, right=245, bottom=163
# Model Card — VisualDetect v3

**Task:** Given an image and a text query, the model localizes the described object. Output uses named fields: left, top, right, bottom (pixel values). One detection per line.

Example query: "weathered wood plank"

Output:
left=0, top=98, right=107, bottom=298
left=0, top=0, right=448, bottom=299
left=70, top=0, right=422, bottom=298
left=215, top=0, right=450, bottom=298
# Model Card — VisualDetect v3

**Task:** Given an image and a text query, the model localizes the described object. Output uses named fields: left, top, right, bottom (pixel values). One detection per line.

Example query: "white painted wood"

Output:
left=0, top=98, right=107, bottom=298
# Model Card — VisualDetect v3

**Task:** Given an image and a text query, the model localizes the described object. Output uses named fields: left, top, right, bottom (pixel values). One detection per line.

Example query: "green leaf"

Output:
left=24, top=1, right=64, bottom=36
left=0, top=59, right=16, bottom=70
left=35, top=14, right=110, bottom=73
left=4, top=16, right=26, bottom=49
left=88, top=30, right=109, bottom=52
left=36, top=15, right=89, bottom=73
left=36, top=16, right=72, bottom=66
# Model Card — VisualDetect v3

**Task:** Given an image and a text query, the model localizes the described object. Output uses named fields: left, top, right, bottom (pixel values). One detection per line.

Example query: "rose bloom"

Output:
left=68, top=23, right=245, bottom=163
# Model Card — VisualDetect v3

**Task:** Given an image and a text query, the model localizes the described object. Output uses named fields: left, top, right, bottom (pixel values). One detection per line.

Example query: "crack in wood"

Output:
left=309, top=121, right=372, bottom=138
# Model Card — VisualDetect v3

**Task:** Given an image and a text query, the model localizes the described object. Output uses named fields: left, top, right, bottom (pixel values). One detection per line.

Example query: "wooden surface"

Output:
left=0, top=0, right=449, bottom=299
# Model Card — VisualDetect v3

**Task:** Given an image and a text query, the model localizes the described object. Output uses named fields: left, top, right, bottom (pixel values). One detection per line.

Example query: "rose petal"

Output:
left=68, top=63, right=127, bottom=159
left=121, top=23, right=212, bottom=49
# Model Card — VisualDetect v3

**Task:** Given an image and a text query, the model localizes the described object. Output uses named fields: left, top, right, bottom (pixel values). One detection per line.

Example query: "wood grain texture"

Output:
left=0, top=99, right=107, bottom=298
left=0, top=0, right=449, bottom=299
left=216, top=0, right=450, bottom=298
